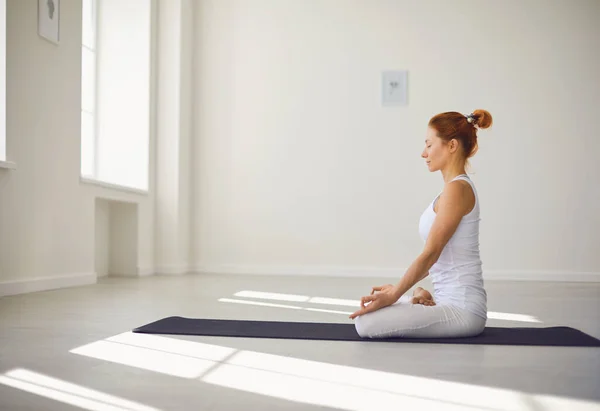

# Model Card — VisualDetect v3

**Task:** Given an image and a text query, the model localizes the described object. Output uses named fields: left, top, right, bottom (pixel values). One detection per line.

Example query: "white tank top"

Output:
left=418, top=174, right=487, bottom=320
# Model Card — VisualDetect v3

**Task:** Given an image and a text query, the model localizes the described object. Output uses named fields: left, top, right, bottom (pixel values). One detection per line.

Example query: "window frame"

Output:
left=0, top=0, right=8, bottom=167
left=80, top=0, right=97, bottom=178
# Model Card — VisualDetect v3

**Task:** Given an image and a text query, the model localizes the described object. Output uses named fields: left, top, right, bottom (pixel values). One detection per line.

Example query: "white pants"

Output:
left=354, top=298, right=486, bottom=339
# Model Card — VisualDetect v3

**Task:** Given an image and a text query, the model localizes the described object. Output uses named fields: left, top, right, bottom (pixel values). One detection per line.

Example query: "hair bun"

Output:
left=471, top=109, right=493, bottom=129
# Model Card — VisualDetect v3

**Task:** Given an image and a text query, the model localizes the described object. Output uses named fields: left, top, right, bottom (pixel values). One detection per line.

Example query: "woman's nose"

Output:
left=421, top=150, right=427, bottom=158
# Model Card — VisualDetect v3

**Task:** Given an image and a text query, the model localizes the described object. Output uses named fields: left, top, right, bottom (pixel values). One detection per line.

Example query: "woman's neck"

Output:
left=441, top=163, right=467, bottom=183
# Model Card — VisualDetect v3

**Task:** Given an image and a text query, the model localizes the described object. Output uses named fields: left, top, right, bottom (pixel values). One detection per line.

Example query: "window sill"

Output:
left=80, top=176, right=148, bottom=196
left=0, top=160, right=16, bottom=170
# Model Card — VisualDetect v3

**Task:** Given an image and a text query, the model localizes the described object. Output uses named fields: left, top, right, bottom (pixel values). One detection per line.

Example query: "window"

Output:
left=80, top=0, right=96, bottom=177
left=81, top=0, right=151, bottom=191
left=0, top=0, right=6, bottom=163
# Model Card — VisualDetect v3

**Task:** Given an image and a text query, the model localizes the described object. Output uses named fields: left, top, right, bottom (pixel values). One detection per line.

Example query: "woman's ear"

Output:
left=448, top=138, right=459, bottom=153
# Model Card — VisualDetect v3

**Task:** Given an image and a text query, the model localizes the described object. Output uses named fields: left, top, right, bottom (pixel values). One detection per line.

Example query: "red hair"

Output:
left=428, top=109, right=493, bottom=160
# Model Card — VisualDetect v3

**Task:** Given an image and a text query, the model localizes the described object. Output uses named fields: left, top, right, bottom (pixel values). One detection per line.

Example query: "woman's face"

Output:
left=421, top=127, right=449, bottom=172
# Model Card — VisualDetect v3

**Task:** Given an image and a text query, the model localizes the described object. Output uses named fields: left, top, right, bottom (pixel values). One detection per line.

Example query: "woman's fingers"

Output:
left=350, top=307, right=369, bottom=319
left=350, top=305, right=369, bottom=319
left=371, top=284, right=393, bottom=295
left=361, top=294, right=377, bottom=307
left=350, top=298, right=381, bottom=319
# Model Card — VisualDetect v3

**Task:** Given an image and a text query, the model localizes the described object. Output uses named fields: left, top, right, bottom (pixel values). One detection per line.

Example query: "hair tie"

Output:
left=465, top=113, right=477, bottom=126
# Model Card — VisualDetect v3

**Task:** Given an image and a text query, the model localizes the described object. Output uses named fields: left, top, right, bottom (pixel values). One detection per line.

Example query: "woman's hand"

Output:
left=370, top=284, right=395, bottom=295
left=349, top=284, right=399, bottom=319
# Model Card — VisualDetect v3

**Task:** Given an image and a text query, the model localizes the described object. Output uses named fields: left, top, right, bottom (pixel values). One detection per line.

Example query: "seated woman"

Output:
left=349, top=109, right=492, bottom=339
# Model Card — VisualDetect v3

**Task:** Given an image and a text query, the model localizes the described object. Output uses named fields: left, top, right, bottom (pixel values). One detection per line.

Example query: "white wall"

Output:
left=154, top=0, right=193, bottom=274
left=95, top=199, right=110, bottom=277
left=0, top=0, right=156, bottom=296
left=192, top=0, right=600, bottom=280
left=109, top=201, right=138, bottom=276
left=95, top=199, right=139, bottom=277
left=0, top=0, right=6, bottom=162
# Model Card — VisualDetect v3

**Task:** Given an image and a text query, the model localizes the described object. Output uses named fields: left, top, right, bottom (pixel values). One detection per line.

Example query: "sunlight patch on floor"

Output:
left=68, top=332, right=597, bottom=411
left=234, top=291, right=310, bottom=302
left=231, top=290, right=542, bottom=322
left=219, top=298, right=352, bottom=315
left=71, top=338, right=225, bottom=378
left=486, top=312, right=541, bottom=323
left=0, top=368, right=159, bottom=411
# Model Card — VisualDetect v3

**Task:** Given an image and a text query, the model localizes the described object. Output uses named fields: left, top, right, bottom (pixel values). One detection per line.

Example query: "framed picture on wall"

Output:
left=38, top=0, right=60, bottom=44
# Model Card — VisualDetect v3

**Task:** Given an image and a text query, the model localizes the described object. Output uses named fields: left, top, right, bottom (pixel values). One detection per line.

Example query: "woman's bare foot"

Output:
left=411, top=287, right=435, bottom=306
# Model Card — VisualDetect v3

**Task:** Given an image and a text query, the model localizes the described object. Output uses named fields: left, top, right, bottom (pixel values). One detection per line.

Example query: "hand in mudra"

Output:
left=349, top=284, right=398, bottom=319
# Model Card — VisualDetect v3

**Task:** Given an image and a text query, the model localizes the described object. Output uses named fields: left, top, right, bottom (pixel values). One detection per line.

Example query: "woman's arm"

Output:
left=349, top=181, right=472, bottom=319
left=391, top=181, right=472, bottom=300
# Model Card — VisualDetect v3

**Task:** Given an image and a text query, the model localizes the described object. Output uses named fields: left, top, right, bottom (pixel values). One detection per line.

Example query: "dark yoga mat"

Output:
left=132, top=317, right=600, bottom=347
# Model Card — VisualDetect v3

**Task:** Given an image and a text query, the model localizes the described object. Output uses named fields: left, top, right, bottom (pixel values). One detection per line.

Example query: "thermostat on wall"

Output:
left=382, top=70, right=408, bottom=106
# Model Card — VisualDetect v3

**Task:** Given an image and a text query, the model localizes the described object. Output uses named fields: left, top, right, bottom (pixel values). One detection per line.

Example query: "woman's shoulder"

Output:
left=440, top=179, right=476, bottom=215
left=443, top=178, right=472, bottom=195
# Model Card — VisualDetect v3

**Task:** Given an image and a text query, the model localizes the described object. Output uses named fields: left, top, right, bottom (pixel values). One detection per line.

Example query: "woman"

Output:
left=349, top=109, right=493, bottom=339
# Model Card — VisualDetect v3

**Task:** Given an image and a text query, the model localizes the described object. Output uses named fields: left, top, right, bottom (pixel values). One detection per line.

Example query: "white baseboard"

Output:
left=191, top=264, right=400, bottom=278
left=108, top=272, right=142, bottom=278
left=0, top=160, right=17, bottom=170
left=483, top=270, right=600, bottom=282
left=0, top=272, right=97, bottom=297
left=107, top=267, right=156, bottom=277
left=192, top=264, right=600, bottom=282
left=0, top=267, right=595, bottom=298
left=137, top=267, right=155, bottom=277
left=154, top=264, right=190, bottom=275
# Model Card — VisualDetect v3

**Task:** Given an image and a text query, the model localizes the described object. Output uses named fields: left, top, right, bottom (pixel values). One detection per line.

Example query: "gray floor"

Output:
left=0, top=274, right=599, bottom=411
